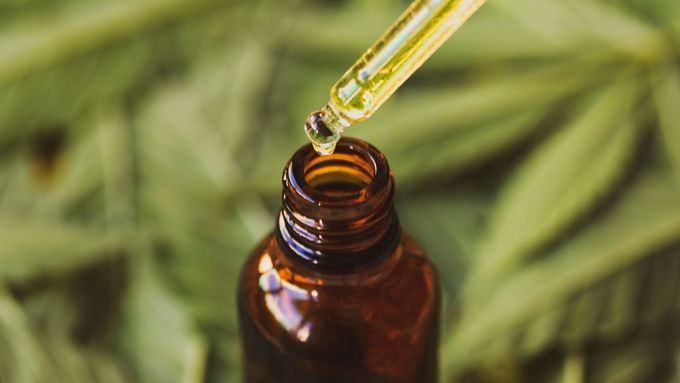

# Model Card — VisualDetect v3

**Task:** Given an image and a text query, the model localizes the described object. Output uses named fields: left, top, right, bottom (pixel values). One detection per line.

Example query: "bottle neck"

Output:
left=276, top=137, right=400, bottom=270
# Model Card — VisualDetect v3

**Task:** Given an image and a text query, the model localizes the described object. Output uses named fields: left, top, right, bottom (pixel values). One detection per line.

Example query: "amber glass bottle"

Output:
left=237, top=137, right=440, bottom=383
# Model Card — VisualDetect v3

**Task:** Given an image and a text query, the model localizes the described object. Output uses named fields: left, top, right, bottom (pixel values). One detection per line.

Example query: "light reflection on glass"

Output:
left=258, top=254, right=316, bottom=343
left=296, top=322, right=312, bottom=342
left=258, top=253, right=273, bottom=273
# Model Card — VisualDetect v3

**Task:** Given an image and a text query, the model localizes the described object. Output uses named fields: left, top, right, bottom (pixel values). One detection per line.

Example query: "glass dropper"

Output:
left=305, top=0, right=487, bottom=155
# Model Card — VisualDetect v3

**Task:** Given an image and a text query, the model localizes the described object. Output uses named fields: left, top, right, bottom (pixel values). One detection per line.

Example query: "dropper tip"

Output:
left=311, top=141, right=337, bottom=156
left=305, top=110, right=341, bottom=156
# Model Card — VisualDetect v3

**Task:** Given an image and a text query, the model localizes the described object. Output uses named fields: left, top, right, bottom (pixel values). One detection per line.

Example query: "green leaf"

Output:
left=0, top=221, right=130, bottom=282
left=0, top=0, right=220, bottom=83
left=495, top=0, right=662, bottom=60
left=98, top=109, right=137, bottom=228
left=84, top=351, right=132, bottom=383
left=652, top=65, right=680, bottom=189
left=675, top=341, right=680, bottom=382
left=399, top=193, right=490, bottom=308
left=0, top=128, right=97, bottom=219
left=0, top=285, right=57, bottom=383
left=362, top=57, right=611, bottom=155
left=286, top=3, right=608, bottom=67
left=42, top=337, right=99, bottom=383
left=0, top=0, right=678, bottom=381
left=136, top=84, right=244, bottom=218
left=464, top=77, right=642, bottom=303
left=0, top=111, right=132, bottom=224
left=119, top=255, right=207, bottom=383
left=0, top=1, right=241, bottom=146
left=586, top=336, right=672, bottom=383
left=442, top=169, right=680, bottom=379
left=191, top=43, right=275, bottom=158
left=391, top=108, right=548, bottom=185
left=35, top=332, right=132, bottom=383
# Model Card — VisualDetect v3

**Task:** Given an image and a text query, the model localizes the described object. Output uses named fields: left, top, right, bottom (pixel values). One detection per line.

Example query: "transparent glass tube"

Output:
left=305, top=0, right=487, bottom=155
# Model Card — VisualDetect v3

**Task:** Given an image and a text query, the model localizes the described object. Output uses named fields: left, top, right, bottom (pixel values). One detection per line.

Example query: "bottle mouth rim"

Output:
left=279, top=137, right=398, bottom=270
left=285, top=137, right=391, bottom=207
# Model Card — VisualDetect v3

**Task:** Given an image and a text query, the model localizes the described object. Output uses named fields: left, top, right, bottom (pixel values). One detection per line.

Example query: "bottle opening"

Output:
left=304, top=153, right=373, bottom=195
left=278, top=137, right=399, bottom=269
left=285, top=137, right=390, bottom=210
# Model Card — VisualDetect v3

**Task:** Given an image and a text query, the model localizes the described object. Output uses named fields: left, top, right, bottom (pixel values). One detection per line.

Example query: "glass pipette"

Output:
left=305, top=0, right=487, bottom=155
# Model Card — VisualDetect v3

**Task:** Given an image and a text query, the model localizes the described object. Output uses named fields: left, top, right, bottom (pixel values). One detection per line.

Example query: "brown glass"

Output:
left=237, top=137, right=440, bottom=383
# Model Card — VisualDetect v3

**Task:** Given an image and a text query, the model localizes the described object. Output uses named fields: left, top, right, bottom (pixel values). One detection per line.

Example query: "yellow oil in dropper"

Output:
left=305, top=0, right=486, bottom=155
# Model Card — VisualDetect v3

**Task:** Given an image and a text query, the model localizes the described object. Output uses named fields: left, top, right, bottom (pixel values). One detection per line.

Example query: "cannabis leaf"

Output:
left=443, top=169, right=680, bottom=380
left=1, top=0, right=679, bottom=382
left=464, top=76, right=643, bottom=305
left=652, top=65, right=680, bottom=188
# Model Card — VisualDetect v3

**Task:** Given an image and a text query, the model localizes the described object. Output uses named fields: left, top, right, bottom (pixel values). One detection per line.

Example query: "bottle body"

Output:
left=237, top=138, right=440, bottom=382
left=238, top=232, right=439, bottom=382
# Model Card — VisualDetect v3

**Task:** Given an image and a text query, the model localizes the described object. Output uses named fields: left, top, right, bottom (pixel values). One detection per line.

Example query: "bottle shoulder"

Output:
left=238, top=232, right=440, bottom=353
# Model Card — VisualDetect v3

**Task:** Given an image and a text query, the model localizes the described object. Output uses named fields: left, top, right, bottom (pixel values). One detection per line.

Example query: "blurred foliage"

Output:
left=0, top=0, right=679, bottom=382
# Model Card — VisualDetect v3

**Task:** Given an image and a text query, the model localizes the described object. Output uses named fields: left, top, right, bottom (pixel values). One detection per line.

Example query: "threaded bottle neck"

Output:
left=277, top=137, right=399, bottom=270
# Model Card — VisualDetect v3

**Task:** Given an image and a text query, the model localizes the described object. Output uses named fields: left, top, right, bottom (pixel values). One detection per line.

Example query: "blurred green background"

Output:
left=1, top=0, right=680, bottom=382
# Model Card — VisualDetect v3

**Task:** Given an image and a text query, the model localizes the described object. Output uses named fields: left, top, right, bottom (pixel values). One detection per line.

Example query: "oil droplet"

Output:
left=305, top=111, right=340, bottom=156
